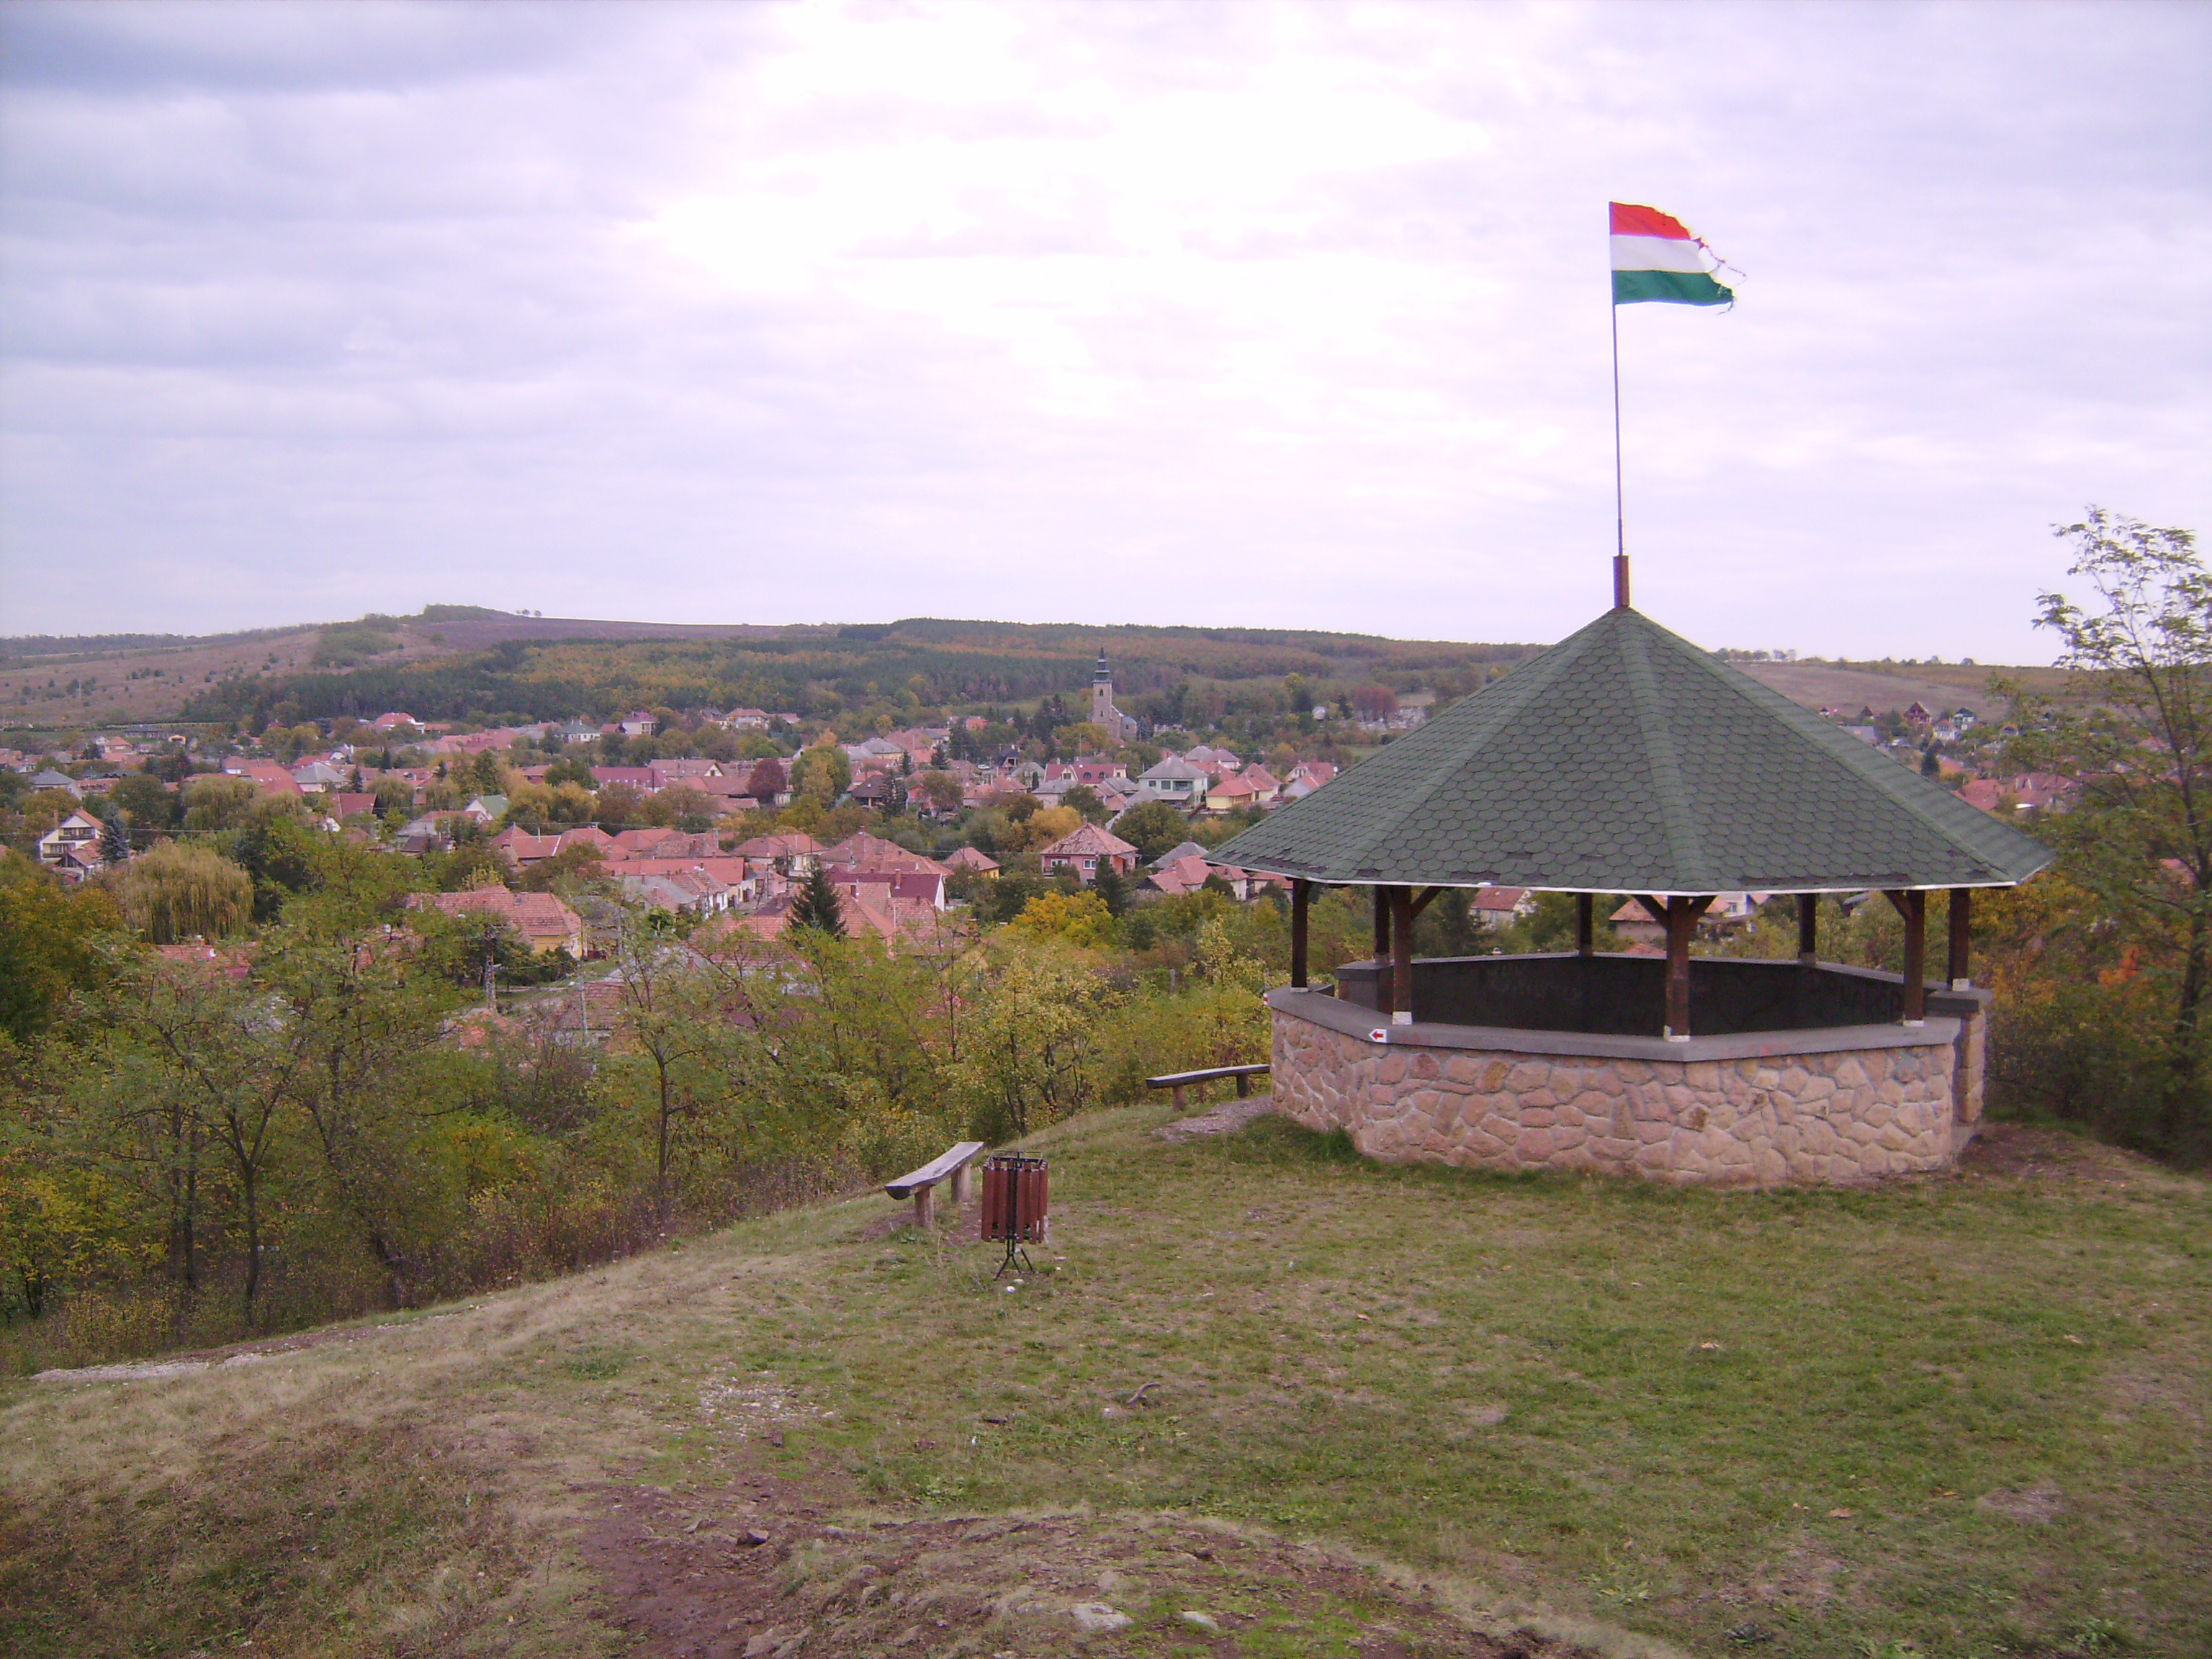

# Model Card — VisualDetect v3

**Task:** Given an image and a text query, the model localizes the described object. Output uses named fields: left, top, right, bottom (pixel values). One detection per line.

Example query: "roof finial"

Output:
left=1613, top=554, right=1631, bottom=610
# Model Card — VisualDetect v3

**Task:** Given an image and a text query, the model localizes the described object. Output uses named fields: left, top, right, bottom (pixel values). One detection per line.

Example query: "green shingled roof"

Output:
left=1211, top=605, right=2054, bottom=894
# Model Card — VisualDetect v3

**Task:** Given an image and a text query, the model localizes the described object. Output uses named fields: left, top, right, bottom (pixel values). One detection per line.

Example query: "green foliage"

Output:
left=311, top=618, right=402, bottom=669
left=1113, top=800, right=1192, bottom=862
left=0, top=855, right=122, bottom=1043
left=119, top=841, right=252, bottom=944
left=788, top=744, right=850, bottom=806
left=788, top=866, right=846, bottom=938
left=1007, top=889, right=1115, bottom=950
left=179, top=774, right=257, bottom=833
left=949, top=938, right=1121, bottom=1141
left=1993, top=507, right=2212, bottom=1161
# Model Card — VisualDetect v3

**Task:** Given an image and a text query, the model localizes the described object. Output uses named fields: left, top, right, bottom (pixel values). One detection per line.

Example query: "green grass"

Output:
left=682, top=1111, right=2211, bottom=1656
left=4, top=1104, right=2206, bottom=1658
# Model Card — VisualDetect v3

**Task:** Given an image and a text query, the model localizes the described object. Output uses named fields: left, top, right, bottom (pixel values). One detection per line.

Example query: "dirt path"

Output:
left=579, top=1475, right=1609, bottom=1658
left=1153, top=1092, right=1274, bottom=1144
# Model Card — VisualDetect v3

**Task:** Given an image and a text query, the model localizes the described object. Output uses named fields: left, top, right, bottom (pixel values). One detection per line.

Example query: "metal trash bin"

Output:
left=980, top=1153, right=1047, bottom=1277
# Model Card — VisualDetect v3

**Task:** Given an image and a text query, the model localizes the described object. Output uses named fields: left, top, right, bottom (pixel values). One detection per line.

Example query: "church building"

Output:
left=1089, top=649, right=1141, bottom=745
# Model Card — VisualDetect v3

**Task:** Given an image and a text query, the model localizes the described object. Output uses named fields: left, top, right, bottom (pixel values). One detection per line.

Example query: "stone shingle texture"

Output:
left=1214, top=606, right=2054, bottom=892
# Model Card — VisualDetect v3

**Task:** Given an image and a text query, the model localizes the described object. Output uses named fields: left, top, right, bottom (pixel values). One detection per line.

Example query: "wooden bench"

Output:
left=884, top=1141, right=986, bottom=1230
left=1145, top=1064, right=1269, bottom=1112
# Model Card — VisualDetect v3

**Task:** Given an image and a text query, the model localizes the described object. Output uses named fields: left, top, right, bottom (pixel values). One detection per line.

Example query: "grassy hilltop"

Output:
left=6, top=1105, right=2206, bottom=1659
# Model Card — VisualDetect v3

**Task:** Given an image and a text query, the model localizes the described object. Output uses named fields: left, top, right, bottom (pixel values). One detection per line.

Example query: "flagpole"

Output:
left=1610, top=282, right=1629, bottom=609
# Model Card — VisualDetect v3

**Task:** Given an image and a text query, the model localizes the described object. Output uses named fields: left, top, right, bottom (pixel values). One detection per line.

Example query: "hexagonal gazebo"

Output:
left=1210, top=585, right=2053, bottom=1185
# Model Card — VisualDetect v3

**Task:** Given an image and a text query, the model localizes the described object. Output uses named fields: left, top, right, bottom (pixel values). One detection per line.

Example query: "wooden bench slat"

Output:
left=884, top=1140, right=987, bottom=1199
left=1144, top=1064, right=1269, bottom=1088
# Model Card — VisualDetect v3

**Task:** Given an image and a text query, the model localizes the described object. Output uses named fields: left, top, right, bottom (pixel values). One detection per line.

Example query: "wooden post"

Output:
left=1390, top=885, right=1416, bottom=1025
left=950, top=1161, right=972, bottom=1207
left=1372, top=886, right=1393, bottom=1016
left=1947, top=888, right=1972, bottom=989
left=1290, top=878, right=1310, bottom=989
left=1881, top=890, right=1931, bottom=1022
left=912, top=1183, right=934, bottom=1231
left=1902, top=891, right=1928, bottom=1024
left=1797, top=893, right=1818, bottom=966
left=1576, top=893, right=1594, bottom=956
left=1663, top=897, right=1694, bottom=1041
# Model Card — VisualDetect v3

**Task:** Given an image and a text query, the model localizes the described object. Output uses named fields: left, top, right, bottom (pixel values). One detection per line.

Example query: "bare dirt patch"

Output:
left=1977, top=1481, right=2067, bottom=1524
left=30, top=1307, right=481, bottom=1383
left=1154, top=1095, right=1275, bottom=1145
left=1957, top=1123, right=2174, bottom=1188
left=577, top=1474, right=1609, bottom=1658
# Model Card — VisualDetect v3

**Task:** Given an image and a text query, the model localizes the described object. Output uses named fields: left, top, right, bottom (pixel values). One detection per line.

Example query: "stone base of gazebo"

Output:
left=1267, top=956, right=1989, bottom=1186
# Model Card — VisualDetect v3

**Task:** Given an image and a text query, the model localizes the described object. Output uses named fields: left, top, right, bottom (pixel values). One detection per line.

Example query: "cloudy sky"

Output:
left=1, top=1, right=2205, bottom=661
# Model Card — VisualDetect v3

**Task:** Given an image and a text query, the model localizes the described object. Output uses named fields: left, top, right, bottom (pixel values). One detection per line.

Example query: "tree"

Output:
left=915, top=770, right=963, bottom=815
left=744, top=756, right=788, bottom=801
left=789, top=744, right=850, bottom=806
left=1092, top=859, right=1128, bottom=917
left=595, top=782, right=647, bottom=829
left=649, top=784, right=716, bottom=832
left=120, top=842, right=253, bottom=944
left=181, top=775, right=258, bottom=834
left=99, top=812, right=131, bottom=866
left=259, top=934, right=456, bottom=1307
left=108, top=773, right=176, bottom=833
left=1112, top=800, right=1191, bottom=863
left=2005, top=507, right=2211, bottom=1156
left=788, top=866, right=846, bottom=938
left=0, top=855, right=122, bottom=1042
left=1353, top=684, right=1397, bottom=721
left=87, top=953, right=316, bottom=1320
left=1061, top=785, right=1109, bottom=824
left=1009, top=890, right=1117, bottom=950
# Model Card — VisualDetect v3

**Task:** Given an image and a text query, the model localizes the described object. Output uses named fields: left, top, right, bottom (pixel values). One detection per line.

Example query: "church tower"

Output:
left=1090, top=648, right=1115, bottom=729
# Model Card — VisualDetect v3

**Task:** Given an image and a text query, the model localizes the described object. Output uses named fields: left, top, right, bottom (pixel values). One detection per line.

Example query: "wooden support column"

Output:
left=1663, top=897, right=1694, bottom=1041
left=1884, top=890, right=1928, bottom=1024
left=1390, top=886, right=1416, bottom=1025
left=1576, top=893, right=1594, bottom=956
left=1645, top=895, right=1714, bottom=1041
left=1290, top=879, right=1311, bottom=989
left=1797, top=893, right=1819, bottom=966
left=1947, top=888, right=1972, bottom=989
left=1372, top=887, right=1393, bottom=1016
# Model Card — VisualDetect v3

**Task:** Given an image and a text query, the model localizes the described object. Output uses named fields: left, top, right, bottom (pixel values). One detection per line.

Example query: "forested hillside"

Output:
left=173, top=615, right=1541, bottom=729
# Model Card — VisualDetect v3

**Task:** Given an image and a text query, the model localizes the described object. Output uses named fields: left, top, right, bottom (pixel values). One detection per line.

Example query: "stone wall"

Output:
left=1270, top=1005, right=1959, bottom=1186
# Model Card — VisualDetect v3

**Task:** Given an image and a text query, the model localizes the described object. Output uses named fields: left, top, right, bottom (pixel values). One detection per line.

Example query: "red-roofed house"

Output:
left=492, top=824, right=618, bottom=869
left=820, top=831, right=950, bottom=876
left=228, top=760, right=303, bottom=797
left=1038, top=822, right=1138, bottom=884
left=824, top=866, right=947, bottom=909
left=1472, top=886, right=1534, bottom=929
left=410, top=888, right=586, bottom=956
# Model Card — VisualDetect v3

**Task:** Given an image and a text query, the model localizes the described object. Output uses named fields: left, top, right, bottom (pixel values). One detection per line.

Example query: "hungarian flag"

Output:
left=1611, top=202, right=1734, bottom=307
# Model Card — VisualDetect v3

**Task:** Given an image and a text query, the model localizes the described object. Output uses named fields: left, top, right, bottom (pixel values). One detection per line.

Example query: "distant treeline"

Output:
left=0, top=623, right=313, bottom=667
left=181, top=619, right=1543, bottom=727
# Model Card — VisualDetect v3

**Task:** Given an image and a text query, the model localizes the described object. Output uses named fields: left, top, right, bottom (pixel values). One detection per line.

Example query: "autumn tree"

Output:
left=2003, top=507, right=2212, bottom=1157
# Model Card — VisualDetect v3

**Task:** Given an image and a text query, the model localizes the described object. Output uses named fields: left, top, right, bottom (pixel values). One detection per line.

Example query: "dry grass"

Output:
left=2, top=1108, right=2206, bottom=1658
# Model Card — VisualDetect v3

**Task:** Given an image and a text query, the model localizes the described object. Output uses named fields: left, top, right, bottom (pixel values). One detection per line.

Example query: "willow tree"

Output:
left=122, top=842, right=253, bottom=945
